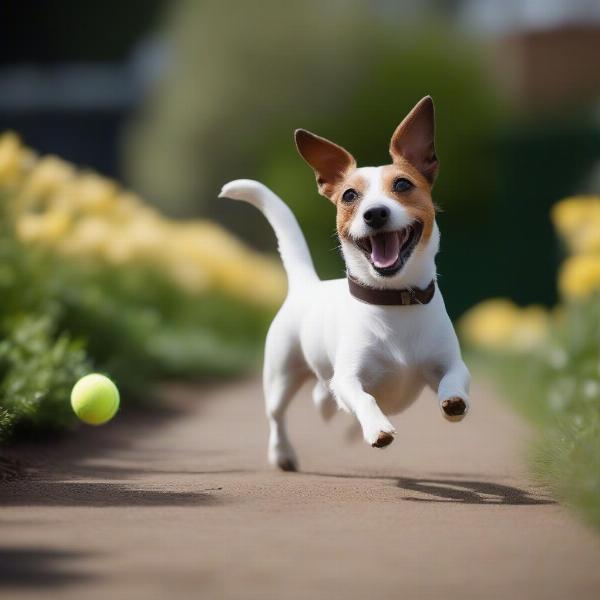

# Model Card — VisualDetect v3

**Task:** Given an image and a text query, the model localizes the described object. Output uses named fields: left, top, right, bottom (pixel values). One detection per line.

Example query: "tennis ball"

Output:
left=71, top=374, right=120, bottom=425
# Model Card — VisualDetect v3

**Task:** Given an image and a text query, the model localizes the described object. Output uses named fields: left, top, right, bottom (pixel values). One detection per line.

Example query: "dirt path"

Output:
left=1, top=377, right=600, bottom=599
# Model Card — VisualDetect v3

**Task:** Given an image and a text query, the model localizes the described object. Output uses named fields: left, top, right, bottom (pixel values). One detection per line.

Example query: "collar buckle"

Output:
left=400, top=290, right=413, bottom=305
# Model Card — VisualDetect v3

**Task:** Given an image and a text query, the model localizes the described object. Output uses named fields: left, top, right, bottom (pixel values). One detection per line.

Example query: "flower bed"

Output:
left=0, top=132, right=285, bottom=441
left=460, top=195, right=600, bottom=528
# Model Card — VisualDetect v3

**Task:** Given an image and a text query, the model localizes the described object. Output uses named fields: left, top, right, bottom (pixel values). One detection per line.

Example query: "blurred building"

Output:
left=460, top=0, right=600, bottom=112
left=0, top=1, right=165, bottom=176
left=495, top=25, right=600, bottom=112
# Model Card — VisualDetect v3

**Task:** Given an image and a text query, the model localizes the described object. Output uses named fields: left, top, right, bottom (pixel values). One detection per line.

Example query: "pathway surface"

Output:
left=1, top=377, right=600, bottom=599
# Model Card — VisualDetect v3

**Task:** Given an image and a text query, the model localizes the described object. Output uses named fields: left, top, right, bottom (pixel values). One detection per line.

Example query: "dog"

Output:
left=219, top=96, right=470, bottom=471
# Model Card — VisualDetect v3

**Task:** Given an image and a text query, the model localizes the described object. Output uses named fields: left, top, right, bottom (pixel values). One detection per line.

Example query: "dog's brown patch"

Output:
left=334, top=171, right=367, bottom=238
left=441, top=397, right=467, bottom=419
left=381, top=163, right=436, bottom=243
left=372, top=431, right=394, bottom=448
left=295, top=129, right=356, bottom=199
left=389, top=96, right=438, bottom=183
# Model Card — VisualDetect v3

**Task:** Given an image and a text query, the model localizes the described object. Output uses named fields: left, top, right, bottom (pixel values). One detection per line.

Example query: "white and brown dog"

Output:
left=220, top=96, right=470, bottom=471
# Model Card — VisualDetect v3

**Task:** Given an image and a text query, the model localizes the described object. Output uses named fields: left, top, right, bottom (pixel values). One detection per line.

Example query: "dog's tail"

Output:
left=219, top=179, right=319, bottom=291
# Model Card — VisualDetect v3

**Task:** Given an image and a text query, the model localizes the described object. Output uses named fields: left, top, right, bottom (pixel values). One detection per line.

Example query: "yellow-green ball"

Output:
left=71, top=374, right=120, bottom=425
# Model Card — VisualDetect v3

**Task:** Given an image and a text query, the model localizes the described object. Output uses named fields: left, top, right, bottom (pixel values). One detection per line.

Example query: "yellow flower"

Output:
left=60, top=173, right=119, bottom=215
left=0, top=132, right=34, bottom=188
left=15, top=214, right=45, bottom=243
left=558, top=254, right=600, bottom=299
left=57, top=217, right=114, bottom=257
left=16, top=211, right=72, bottom=244
left=168, top=261, right=210, bottom=294
left=163, top=221, right=287, bottom=305
left=551, top=196, right=600, bottom=255
left=22, top=156, right=76, bottom=199
left=124, top=213, right=170, bottom=260
left=459, top=299, right=549, bottom=352
left=110, top=192, right=146, bottom=222
left=2, top=134, right=287, bottom=308
left=511, top=305, right=550, bottom=352
left=101, top=234, right=135, bottom=266
left=459, top=299, right=520, bottom=350
left=38, top=211, right=71, bottom=243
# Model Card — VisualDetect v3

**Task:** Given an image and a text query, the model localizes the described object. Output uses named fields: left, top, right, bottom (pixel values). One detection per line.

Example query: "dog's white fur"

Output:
left=219, top=107, right=470, bottom=471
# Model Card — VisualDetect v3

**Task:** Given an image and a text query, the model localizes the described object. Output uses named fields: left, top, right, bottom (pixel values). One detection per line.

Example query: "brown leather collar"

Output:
left=347, top=274, right=436, bottom=306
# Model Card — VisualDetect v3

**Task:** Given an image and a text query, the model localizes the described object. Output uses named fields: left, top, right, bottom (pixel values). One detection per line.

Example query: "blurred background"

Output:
left=2, top=0, right=599, bottom=318
left=1, top=0, right=600, bottom=538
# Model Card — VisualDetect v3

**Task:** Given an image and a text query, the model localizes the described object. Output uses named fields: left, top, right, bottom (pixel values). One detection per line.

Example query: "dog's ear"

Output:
left=389, top=96, right=438, bottom=184
left=295, top=129, right=356, bottom=199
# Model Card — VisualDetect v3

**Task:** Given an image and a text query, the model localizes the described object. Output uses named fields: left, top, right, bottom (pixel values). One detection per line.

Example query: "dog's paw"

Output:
left=371, top=431, right=395, bottom=448
left=275, top=457, right=298, bottom=472
left=440, top=397, right=469, bottom=422
left=363, top=417, right=396, bottom=449
left=268, top=439, right=298, bottom=473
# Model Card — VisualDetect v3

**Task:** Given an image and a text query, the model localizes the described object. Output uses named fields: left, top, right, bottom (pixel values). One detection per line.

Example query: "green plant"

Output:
left=0, top=128, right=286, bottom=443
left=0, top=222, right=272, bottom=438
left=472, top=296, right=600, bottom=529
left=0, top=313, right=90, bottom=441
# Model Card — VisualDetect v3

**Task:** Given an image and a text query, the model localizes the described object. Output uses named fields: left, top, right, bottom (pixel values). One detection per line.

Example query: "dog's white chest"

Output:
left=354, top=310, right=429, bottom=412
left=299, top=279, right=459, bottom=415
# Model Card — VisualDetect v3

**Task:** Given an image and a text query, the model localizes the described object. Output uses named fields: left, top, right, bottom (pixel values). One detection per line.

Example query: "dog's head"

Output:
left=295, top=96, right=439, bottom=289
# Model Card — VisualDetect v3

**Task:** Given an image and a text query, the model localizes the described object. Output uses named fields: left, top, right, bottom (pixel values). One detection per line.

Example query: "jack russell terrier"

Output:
left=220, top=96, right=470, bottom=471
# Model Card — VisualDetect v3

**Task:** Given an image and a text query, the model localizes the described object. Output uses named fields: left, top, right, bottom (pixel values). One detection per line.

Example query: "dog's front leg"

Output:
left=434, top=360, right=471, bottom=422
left=330, top=374, right=396, bottom=448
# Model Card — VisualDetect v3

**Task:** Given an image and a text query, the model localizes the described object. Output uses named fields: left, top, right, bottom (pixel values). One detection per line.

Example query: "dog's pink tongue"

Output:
left=370, top=232, right=400, bottom=268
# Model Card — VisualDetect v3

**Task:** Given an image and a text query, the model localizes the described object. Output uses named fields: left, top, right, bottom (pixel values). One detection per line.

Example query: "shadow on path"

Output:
left=0, top=480, right=222, bottom=507
left=0, top=381, right=214, bottom=482
left=397, top=477, right=553, bottom=505
left=0, top=547, right=96, bottom=588
left=305, top=472, right=554, bottom=506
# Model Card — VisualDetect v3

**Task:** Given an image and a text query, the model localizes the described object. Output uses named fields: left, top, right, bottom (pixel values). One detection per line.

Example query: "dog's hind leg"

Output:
left=312, top=380, right=336, bottom=421
left=264, top=368, right=306, bottom=471
left=263, top=318, right=309, bottom=471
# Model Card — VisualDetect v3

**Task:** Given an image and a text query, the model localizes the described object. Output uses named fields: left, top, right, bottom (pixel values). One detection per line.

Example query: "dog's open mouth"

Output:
left=355, top=221, right=423, bottom=276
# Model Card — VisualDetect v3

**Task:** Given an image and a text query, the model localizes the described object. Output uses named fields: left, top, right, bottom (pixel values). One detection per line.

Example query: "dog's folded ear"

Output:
left=390, top=96, right=438, bottom=185
left=295, top=129, right=356, bottom=200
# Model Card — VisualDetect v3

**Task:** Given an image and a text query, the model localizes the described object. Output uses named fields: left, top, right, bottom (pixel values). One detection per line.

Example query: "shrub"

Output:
left=0, top=133, right=283, bottom=441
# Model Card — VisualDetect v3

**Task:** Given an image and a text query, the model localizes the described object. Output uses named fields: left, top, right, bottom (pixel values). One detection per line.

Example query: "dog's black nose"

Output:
left=363, top=205, right=389, bottom=229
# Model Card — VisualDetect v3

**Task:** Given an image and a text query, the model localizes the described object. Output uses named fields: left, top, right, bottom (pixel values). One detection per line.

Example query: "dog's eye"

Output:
left=393, top=178, right=413, bottom=193
left=342, top=188, right=358, bottom=203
